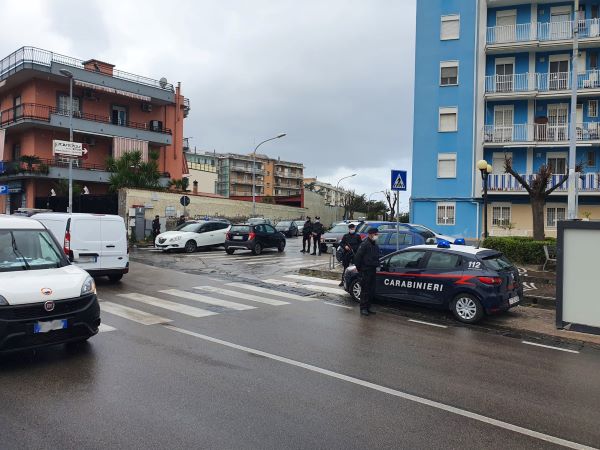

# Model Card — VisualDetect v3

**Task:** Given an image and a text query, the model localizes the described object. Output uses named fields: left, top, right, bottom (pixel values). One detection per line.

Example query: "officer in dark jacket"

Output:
left=353, top=227, right=380, bottom=316
left=311, top=217, right=325, bottom=255
left=338, top=223, right=362, bottom=286
left=301, top=217, right=313, bottom=253
left=152, top=215, right=161, bottom=247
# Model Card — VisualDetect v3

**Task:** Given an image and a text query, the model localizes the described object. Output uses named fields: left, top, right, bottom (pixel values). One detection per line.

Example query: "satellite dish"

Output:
left=159, top=77, right=168, bottom=88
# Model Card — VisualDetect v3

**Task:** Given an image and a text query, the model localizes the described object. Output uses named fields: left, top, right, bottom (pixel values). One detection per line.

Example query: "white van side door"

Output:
left=101, top=217, right=128, bottom=269
left=71, top=216, right=103, bottom=270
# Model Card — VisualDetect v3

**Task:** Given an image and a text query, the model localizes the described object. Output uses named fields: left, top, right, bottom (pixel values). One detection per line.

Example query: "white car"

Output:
left=155, top=220, right=231, bottom=253
left=0, top=215, right=100, bottom=353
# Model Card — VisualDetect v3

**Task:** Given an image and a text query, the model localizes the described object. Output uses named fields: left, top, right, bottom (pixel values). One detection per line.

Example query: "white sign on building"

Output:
left=52, top=140, right=83, bottom=157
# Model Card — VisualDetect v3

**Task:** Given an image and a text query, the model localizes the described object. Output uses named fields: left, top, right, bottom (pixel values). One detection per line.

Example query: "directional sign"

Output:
left=0, top=185, right=8, bottom=195
left=391, top=170, right=407, bottom=191
left=53, top=139, right=83, bottom=157
left=180, top=195, right=191, bottom=207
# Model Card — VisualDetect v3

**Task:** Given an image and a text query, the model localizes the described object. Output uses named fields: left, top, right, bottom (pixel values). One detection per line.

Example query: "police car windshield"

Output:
left=0, top=229, right=66, bottom=272
left=482, top=253, right=514, bottom=271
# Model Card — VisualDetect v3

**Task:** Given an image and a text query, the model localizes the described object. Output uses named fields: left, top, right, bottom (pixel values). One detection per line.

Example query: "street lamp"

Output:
left=477, top=159, right=493, bottom=239
left=252, top=133, right=286, bottom=216
left=59, top=69, right=74, bottom=213
left=335, top=173, right=357, bottom=221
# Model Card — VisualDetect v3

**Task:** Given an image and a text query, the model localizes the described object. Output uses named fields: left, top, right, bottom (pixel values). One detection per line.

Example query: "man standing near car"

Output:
left=152, top=215, right=161, bottom=247
left=301, top=217, right=313, bottom=253
left=338, top=223, right=362, bottom=286
left=311, top=216, right=325, bottom=255
left=353, top=227, right=380, bottom=316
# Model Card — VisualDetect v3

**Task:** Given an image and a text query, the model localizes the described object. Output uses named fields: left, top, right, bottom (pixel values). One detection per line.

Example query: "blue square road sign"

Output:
left=391, top=170, right=407, bottom=191
left=0, top=185, right=8, bottom=195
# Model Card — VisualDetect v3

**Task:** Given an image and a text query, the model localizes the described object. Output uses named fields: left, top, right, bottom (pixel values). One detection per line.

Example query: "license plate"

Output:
left=34, top=319, right=68, bottom=334
left=509, top=296, right=520, bottom=306
left=233, top=236, right=244, bottom=240
left=78, top=256, right=97, bottom=263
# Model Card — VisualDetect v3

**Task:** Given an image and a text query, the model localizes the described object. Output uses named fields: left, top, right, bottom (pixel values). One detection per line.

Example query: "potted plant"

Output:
left=582, top=211, right=592, bottom=221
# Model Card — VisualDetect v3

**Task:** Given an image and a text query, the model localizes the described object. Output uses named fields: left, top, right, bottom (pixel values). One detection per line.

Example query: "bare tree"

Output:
left=504, top=156, right=583, bottom=240
left=383, top=190, right=398, bottom=221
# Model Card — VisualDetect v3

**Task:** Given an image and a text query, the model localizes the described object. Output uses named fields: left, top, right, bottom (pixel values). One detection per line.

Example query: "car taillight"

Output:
left=478, top=276, right=502, bottom=286
left=226, top=232, right=232, bottom=240
left=248, top=232, right=256, bottom=240
left=64, top=230, right=71, bottom=256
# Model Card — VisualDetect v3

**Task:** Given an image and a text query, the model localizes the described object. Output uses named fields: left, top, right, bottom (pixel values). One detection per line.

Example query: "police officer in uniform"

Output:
left=311, top=217, right=325, bottom=255
left=338, top=223, right=362, bottom=286
left=152, top=215, right=161, bottom=247
left=353, top=227, right=380, bottom=316
left=177, top=215, right=186, bottom=227
left=301, top=217, right=313, bottom=253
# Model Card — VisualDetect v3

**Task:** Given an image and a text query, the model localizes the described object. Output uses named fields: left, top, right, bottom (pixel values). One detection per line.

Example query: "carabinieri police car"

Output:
left=343, top=241, right=522, bottom=324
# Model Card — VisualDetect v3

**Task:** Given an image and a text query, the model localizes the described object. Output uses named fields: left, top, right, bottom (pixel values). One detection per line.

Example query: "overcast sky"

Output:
left=0, top=0, right=416, bottom=208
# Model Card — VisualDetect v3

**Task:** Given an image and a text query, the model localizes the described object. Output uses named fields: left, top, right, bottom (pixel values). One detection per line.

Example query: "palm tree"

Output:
left=168, top=177, right=189, bottom=192
left=106, top=150, right=162, bottom=192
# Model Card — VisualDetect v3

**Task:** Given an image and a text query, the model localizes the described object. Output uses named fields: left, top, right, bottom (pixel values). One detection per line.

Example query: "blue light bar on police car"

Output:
left=437, top=240, right=451, bottom=249
left=453, top=238, right=466, bottom=245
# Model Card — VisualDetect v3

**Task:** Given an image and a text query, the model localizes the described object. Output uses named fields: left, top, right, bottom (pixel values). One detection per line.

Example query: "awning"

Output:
left=113, top=137, right=149, bottom=162
left=75, top=80, right=151, bottom=102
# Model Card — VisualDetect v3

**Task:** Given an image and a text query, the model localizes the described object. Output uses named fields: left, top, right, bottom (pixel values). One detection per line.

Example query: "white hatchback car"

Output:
left=155, top=220, right=231, bottom=253
left=0, top=215, right=100, bottom=353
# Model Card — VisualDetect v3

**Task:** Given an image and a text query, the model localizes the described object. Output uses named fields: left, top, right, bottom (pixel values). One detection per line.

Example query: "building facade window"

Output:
left=440, top=15, right=460, bottom=40
left=437, top=152, right=457, bottom=178
left=58, top=94, right=80, bottom=115
left=589, top=100, right=598, bottom=118
left=440, top=61, right=459, bottom=86
left=492, top=204, right=511, bottom=227
left=588, top=150, right=596, bottom=167
left=546, top=206, right=566, bottom=228
left=439, top=107, right=458, bottom=132
left=436, top=202, right=455, bottom=226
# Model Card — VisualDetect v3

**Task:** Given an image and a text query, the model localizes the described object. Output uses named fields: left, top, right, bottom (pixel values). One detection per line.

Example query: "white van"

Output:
left=0, top=215, right=100, bottom=353
left=33, top=213, right=129, bottom=283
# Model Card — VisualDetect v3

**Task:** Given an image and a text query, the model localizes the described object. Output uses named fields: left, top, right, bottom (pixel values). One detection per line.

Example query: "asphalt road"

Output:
left=1, top=239, right=599, bottom=449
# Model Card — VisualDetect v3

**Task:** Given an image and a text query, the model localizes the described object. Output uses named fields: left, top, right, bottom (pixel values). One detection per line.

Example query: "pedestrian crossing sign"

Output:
left=391, top=170, right=407, bottom=191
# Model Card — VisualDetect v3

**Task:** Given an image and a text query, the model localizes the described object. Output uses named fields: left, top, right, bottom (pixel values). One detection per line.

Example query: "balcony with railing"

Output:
left=488, top=172, right=600, bottom=193
left=275, top=171, right=304, bottom=179
left=485, top=70, right=600, bottom=96
left=483, top=122, right=600, bottom=144
left=487, top=19, right=600, bottom=47
left=230, top=164, right=264, bottom=175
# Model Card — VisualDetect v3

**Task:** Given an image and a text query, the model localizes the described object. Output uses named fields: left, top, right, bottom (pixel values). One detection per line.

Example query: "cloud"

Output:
left=0, top=0, right=416, bottom=197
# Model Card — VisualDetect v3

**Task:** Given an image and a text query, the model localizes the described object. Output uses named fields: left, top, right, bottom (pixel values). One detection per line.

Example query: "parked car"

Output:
left=33, top=213, right=129, bottom=283
left=295, top=220, right=304, bottom=234
left=248, top=217, right=272, bottom=226
left=356, top=221, right=459, bottom=244
left=0, top=215, right=100, bottom=352
left=322, top=223, right=359, bottom=248
left=225, top=223, right=286, bottom=255
left=400, top=223, right=456, bottom=243
left=275, top=220, right=299, bottom=237
left=155, top=220, right=231, bottom=253
left=377, top=229, right=426, bottom=256
left=343, top=241, right=522, bottom=324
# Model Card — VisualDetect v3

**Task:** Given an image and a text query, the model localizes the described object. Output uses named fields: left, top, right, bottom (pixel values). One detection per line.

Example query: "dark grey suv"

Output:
left=225, top=223, right=286, bottom=255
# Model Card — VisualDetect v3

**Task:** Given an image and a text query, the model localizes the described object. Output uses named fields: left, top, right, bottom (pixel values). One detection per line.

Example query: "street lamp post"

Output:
left=477, top=160, right=492, bottom=239
left=252, top=133, right=286, bottom=216
left=335, top=174, right=357, bottom=222
left=59, top=69, right=74, bottom=213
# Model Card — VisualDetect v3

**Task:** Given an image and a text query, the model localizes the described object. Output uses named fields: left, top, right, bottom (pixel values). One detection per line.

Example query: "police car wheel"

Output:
left=452, top=294, right=483, bottom=324
left=349, top=279, right=361, bottom=302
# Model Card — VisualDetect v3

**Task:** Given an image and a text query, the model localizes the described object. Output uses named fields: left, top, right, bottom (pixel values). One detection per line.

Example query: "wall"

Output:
left=186, top=168, right=217, bottom=194
left=303, top=190, right=344, bottom=226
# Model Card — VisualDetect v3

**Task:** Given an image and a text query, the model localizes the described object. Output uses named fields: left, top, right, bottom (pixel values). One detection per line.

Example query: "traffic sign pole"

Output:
left=390, top=170, right=407, bottom=252
left=396, top=192, right=400, bottom=251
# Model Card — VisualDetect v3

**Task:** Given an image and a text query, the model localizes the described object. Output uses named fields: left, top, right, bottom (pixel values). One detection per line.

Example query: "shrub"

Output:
left=482, top=236, right=556, bottom=265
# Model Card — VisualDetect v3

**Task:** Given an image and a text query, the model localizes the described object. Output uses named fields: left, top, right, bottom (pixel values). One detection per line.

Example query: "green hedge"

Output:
left=481, top=236, right=556, bottom=265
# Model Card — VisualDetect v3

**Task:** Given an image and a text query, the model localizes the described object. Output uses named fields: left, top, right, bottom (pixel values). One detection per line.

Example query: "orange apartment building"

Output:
left=0, top=47, right=189, bottom=213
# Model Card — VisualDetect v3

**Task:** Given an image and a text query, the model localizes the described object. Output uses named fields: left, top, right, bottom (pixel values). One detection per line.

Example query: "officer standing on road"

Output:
left=311, top=217, right=325, bottom=256
left=177, top=215, right=186, bottom=227
left=338, top=223, right=362, bottom=286
left=353, top=227, right=380, bottom=316
left=152, top=215, right=161, bottom=247
left=301, top=217, right=313, bottom=253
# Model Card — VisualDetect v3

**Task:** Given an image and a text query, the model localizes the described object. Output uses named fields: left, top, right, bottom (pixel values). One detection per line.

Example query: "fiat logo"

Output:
left=41, top=288, right=53, bottom=296
left=44, top=301, right=55, bottom=312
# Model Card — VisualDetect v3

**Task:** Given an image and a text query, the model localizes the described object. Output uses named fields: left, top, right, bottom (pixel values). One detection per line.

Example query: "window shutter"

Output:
left=441, top=16, right=460, bottom=40
left=437, top=153, right=457, bottom=178
left=439, top=109, right=458, bottom=132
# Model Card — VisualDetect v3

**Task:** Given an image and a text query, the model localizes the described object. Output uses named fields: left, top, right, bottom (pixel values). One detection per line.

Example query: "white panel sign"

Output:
left=53, top=140, right=83, bottom=157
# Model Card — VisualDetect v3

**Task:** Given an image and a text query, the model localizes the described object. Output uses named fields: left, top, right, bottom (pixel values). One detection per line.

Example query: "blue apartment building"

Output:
left=412, top=0, right=600, bottom=239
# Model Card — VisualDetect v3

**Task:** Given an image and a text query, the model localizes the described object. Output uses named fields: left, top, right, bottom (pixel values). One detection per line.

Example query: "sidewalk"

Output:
left=299, top=267, right=600, bottom=348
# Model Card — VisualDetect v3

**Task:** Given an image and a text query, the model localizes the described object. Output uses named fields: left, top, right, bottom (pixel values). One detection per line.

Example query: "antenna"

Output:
left=159, top=77, right=168, bottom=88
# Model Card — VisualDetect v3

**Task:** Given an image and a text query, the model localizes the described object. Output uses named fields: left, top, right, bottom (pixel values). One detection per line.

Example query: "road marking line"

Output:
left=98, top=324, right=117, bottom=332
left=160, top=289, right=256, bottom=311
left=522, top=341, right=580, bottom=354
left=193, top=286, right=289, bottom=306
left=119, top=293, right=218, bottom=318
left=243, top=257, right=304, bottom=265
left=408, top=319, right=448, bottom=329
left=324, top=302, right=353, bottom=309
left=100, top=301, right=171, bottom=325
left=226, top=282, right=316, bottom=302
left=262, top=279, right=347, bottom=296
left=163, top=325, right=595, bottom=450
left=284, top=275, right=341, bottom=285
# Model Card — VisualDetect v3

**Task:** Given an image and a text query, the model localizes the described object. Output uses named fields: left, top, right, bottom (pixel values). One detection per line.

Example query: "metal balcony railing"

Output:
left=488, top=173, right=599, bottom=192
left=486, top=23, right=534, bottom=45
left=484, top=123, right=600, bottom=143
left=485, top=73, right=536, bottom=94
left=0, top=47, right=175, bottom=91
left=0, top=103, right=172, bottom=135
left=0, top=157, right=108, bottom=174
left=485, top=70, right=600, bottom=95
left=487, top=19, right=600, bottom=45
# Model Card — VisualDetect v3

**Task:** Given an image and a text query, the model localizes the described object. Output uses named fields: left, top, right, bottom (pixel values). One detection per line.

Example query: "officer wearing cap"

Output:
left=338, top=223, right=362, bottom=286
left=301, top=217, right=313, bottom=253
left=353, top=227, right=380, bottom=316
left=311, top=216, right=325, bottom=255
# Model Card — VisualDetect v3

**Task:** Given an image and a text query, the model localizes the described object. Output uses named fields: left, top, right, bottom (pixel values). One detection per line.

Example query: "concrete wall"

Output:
left=186, top=168, right=217, bottom=194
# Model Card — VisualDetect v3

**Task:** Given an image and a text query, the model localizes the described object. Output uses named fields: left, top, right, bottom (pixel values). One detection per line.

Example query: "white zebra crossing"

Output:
left=226, top=282, right=317, bottom=301
left=193, top=286, right=290, bottom=306
left=99, top=324, right=117, bottom=333
left=160, top=289, right=256, bottom=311
left=261, top=279, right=347, bottom=295
left=283, top=275, right=342, bottom=285
left=118, top=293, right=218, bottom=318
left=100, top=301, right=171, bottom=325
